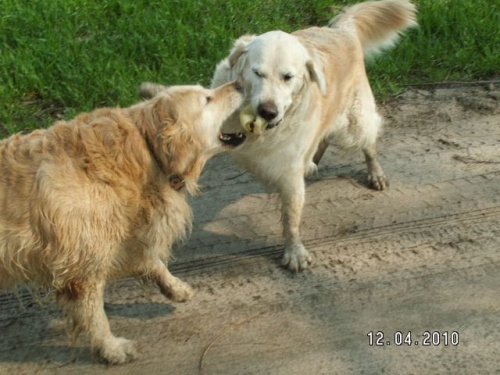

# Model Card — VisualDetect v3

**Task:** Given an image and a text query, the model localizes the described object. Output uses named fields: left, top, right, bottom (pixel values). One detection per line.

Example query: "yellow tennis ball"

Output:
left=239, top=105, right=267, bottom=135
left=239, top=105, right=255, bottom=132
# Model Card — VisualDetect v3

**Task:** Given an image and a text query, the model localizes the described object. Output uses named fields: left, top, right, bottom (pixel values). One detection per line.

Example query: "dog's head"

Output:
left=225, top=31, right=326, bottom=128
left=134, top=81, right=244, bottom=193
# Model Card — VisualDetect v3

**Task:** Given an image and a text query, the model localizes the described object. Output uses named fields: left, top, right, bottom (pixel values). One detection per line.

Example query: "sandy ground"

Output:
left=1, top=83, right=499, bottom=375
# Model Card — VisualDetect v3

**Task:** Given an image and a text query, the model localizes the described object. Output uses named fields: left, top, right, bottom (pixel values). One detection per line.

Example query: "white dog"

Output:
left=212, top=0, right=417, bottom=271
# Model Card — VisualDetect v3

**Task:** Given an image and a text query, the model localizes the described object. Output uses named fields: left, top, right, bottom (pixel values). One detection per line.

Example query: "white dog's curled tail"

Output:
left=328, top=0, right=417, bottom=56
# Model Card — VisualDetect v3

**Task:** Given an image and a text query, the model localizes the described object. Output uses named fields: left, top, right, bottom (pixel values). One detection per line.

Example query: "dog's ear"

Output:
left=151, top=98, right=185, bottom=171
left=138, top=82, right=168, bottom=100
left=306, top=58, right=326, bottom=95
left=155, top=96, right=179, bottom=126
left=210, top=59, right=231, bottom=89
left=155, top=100, right=204, bottom=195
left=228, top=34, right=256, bottom=67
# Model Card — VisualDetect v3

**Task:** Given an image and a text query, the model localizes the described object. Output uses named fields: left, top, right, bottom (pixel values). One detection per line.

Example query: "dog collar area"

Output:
left=168, top=174, right=185, bottom=191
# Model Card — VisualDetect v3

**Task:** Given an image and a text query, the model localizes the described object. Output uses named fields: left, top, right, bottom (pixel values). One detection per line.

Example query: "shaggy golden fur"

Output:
left=0, top=81, right=243, bottom=364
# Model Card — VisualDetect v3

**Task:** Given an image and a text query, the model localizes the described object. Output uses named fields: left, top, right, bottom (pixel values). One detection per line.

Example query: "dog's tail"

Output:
left=328, top=0, right=417, bottom=56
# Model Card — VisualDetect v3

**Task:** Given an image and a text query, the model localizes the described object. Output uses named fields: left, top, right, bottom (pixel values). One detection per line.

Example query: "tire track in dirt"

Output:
left=172, top=167, right=500, bottom=276
left=170, top=204, right=500, bottom=277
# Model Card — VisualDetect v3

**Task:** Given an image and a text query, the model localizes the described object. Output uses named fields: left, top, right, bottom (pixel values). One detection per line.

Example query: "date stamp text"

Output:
left=367, top=331, right=459, bottom=347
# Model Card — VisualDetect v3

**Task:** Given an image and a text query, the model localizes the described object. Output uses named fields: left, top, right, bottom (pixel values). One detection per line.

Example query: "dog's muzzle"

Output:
left=266, top=119, right=282, bottom=130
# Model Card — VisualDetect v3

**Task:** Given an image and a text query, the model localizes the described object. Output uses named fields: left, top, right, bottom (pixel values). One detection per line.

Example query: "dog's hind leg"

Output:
left=363, top=141, right=388, bottom=190
left=151, top=259, right=194, bottom=302
left=57, top=278, right=138, bottom=364
left=278, top=171, right=312, bottom=272
left=356, top=97, right=388, bottom=190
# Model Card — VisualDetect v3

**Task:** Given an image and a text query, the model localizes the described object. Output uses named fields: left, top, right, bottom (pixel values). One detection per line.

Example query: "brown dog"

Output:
left=0, top=81, right=243, bottom=363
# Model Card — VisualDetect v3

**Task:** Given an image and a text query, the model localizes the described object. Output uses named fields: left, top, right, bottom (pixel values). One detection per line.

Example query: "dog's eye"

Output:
left=283, top=73, right=294, bottom=82
left=253, top=68, right=264, bottom=78
left=205, top=96, right=213, bottom=104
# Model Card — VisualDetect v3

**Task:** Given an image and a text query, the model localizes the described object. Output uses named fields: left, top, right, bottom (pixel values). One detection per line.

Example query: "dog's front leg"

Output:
left=57, top=278, right=137, bottom=364
left=152, top=259, right=194, bottom=302
left=278, top=172, right=312, bottom=271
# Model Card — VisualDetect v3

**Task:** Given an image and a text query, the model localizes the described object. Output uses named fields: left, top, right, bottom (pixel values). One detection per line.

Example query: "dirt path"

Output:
left=1, top=84, right=499, bottom=374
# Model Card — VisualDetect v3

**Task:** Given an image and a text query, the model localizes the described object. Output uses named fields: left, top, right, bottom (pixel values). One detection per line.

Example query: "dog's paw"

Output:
left=281, top=243, right=312, bottom=272
left=165, top=278, right=195, bottom=303
left=368, top=173, right=389, bottom=191
left=97, top=337, right=138, bottom=365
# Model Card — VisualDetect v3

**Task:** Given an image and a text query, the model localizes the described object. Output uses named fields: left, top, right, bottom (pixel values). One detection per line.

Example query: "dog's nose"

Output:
left=257, top=102, right=278, bottom=121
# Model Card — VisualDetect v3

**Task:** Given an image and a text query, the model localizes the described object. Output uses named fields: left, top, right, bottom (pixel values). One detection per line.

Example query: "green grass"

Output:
left=1, top=0, right=499, bottom=134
